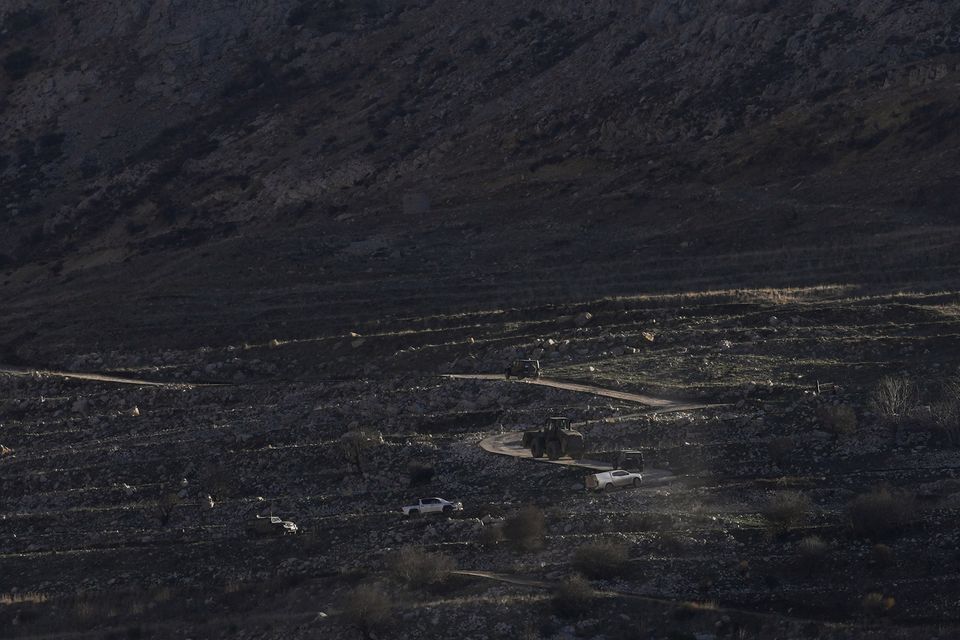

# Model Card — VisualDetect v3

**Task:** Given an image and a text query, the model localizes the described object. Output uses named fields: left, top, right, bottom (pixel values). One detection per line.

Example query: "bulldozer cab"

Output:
left=506, top=359, right=541, bottom=378
left=545, top=417, right=570, bottom=433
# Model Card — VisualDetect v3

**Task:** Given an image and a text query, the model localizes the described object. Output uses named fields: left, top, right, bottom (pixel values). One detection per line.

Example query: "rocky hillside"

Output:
left=2, top=0, right=960, bottom=356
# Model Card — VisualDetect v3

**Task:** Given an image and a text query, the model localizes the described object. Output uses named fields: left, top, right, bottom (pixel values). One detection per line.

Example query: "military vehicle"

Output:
left=522, top=416, right=584, bottom=460
left=505, top=359, right=541, bottom=379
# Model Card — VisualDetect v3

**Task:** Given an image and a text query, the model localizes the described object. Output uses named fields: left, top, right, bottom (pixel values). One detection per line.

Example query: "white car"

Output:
left=245, top=515, right=299, bottom=537
left=402, top=497, right=463, bottom=517
left=585, top=469, right=642, bottom=492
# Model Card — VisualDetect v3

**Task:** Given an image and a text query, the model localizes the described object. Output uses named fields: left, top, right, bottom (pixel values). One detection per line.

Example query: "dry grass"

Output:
left=0, top=591, right=48, bottom=605
left=847, top=488, right=916, bottom=537
left=502, top=505, right=545, bottom=552
left=340, top=583, right=392, bottom=635
left=861, top=592, right=895, bottom=617
left=797, top=536, right=830, bottom=572
left=817, top=404, right=858, bottom=435
left=764, top=491, right=813, bottom=532
left=553, top=575, right=595, bottom=618
left=573, top=542, right=630, bottom=579
left=767, top=436, right=796, bottom=466
left=389, top=547, right=455, bottom=587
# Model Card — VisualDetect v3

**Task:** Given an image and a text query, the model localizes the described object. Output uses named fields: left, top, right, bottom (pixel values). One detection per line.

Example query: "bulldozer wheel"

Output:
left=531, top=440, right=544, bottom=458
left=546, top=442, right=561, bottom=460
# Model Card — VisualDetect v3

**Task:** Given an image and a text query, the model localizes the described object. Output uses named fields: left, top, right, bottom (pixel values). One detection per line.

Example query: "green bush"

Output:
left=573, top=541, right=629, bottom=579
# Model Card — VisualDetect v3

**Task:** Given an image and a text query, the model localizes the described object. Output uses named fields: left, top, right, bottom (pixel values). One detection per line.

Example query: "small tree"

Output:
left=340, top=429, right=383, bottom=471
left=871, top=376, right=917, bottom=425
left=156, top=491, right=180, bottom=527
left=928, top=379, right=960, bottom=446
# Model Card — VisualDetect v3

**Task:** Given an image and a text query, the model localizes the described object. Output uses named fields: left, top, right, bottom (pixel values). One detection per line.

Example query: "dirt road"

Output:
left=445, top=374, right=711, bottom=412
left=0, top=364, right=209, bottom=388
left=478, top=431, right=677, bottom=483
left=454, top=373, right=716, bottom=481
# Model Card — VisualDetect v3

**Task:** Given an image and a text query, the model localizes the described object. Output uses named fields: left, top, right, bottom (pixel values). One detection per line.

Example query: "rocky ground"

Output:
left=2, top=288, right=959, bottom=639
left=3, top=2, right=960, bottom=638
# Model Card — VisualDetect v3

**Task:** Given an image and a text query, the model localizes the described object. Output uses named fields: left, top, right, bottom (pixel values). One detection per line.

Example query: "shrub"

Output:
left=817, top=404, right=858, bottom=435
left=389, top=547, right=454, bottom=588
left=847, top=488, right=915, bottom=537
left=502, top=506, right=545, bottom=552
left=871, top=376, right=917, bottom=425
left=408, top=462, right=434, bottom=487
left=156, top=491, right=180, bottom=527
left=861, top=592, right=895, bottom=617
left=573, top=541, right=629, bottom=579
left=797, top=536, right=830, bottom=572
left=869, top=543, right=895, bottom=571
left=764, top=491, right=812, bottom=531
left=478, top=524, right=504, bottom=548
left=553, top=575, right=595, bottom=618
left=340, top=583, right=391, bottom=636
left=3, top=47, right=35, bottom=80
left=927, top=381, right=960, bottom=446
left=767, top=436, right=796, bottom=466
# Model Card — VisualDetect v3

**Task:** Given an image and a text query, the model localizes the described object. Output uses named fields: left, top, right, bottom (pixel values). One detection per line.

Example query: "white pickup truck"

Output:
left=401, top=497, right=463, bottom=517
left=585, top=469, right=642, bottom=492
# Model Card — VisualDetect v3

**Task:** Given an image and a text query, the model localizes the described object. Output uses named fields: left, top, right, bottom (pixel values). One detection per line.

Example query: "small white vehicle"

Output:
left=402, top=497, right=463, bottom=517
left=585, top=469, right=642, bottom=492
left=245, top=515, right=299, bottom=537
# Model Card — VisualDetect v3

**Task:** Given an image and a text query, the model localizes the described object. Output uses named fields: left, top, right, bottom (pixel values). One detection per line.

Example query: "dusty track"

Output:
left=478, top=431, right=677, bottom=483
left=454, top=373, right=712, bottom=479
left=445, top=374, right=711, bottom=411
left=0, top=364, right=212, bottom=388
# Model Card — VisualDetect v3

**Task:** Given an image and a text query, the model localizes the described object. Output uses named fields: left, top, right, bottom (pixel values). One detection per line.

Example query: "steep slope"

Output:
left=2, top=0, right=959, bottom=357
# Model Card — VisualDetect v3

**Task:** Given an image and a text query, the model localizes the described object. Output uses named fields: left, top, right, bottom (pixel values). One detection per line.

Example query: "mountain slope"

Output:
left=2, top=0, right=959, bottom=357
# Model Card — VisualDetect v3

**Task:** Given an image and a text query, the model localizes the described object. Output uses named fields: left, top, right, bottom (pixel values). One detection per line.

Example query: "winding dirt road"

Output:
left=453, top=373, right=715, bottom=481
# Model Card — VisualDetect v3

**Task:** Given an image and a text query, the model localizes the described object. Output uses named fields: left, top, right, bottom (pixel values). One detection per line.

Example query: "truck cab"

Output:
left=505, top=359, right=541, bottom=379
